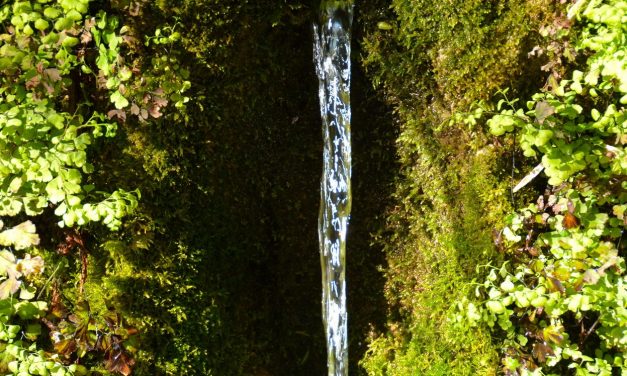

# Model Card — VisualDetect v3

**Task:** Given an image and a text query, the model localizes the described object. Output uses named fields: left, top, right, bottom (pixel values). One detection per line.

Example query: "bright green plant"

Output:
left=0, top=220, right=78, bottom=375
left=0, top=0, right=189, bottom=374
left=0, top=0, right=139, bottom=230
left=358, top=0, right=566, bottom=373
left=463, top=1, right=626, bottom=374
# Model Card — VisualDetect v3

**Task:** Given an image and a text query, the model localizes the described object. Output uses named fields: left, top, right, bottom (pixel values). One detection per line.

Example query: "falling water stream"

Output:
left=314, top=2, right=353, bottom=375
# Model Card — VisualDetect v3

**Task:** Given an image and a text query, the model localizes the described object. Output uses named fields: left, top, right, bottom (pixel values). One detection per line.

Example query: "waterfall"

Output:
left=314, top=2, right=353, bottom=375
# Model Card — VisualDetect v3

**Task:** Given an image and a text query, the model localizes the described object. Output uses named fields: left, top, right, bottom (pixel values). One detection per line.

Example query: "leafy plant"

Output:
left=358, top=0, right=569, bottom=374
left=462, top=1, right=626, bottom=374
left=0, top=220, right=74, bottom=375
left=0, top=0, right=139, bottom=231
left=0, top=0, right=190, bottom=374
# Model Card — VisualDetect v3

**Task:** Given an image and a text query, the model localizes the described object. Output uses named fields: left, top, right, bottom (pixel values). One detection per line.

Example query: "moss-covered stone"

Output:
left=358, top=0, right=567, bottom=374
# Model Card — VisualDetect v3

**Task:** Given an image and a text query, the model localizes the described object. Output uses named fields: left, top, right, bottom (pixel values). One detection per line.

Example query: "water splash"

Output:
left=314, top=2, right=353, bottom=375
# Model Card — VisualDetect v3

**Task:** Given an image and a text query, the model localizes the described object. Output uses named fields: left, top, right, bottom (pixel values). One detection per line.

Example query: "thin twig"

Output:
left=79, top=245, right=88, bottom=295
left=36, top=261, right=63, bottom=300
left=511, top=129, right=517, bottom=208
left=581, top=317, right=601, bottom=346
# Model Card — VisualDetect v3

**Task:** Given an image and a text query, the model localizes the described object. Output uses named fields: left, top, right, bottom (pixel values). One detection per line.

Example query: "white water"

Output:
left=314, top=2, right=353, bottom=375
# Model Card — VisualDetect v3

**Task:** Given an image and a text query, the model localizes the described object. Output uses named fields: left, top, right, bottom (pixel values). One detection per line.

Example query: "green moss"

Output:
left=358, top=0, right=567, bottom=374
left=82, top=1, right=331, bottom=374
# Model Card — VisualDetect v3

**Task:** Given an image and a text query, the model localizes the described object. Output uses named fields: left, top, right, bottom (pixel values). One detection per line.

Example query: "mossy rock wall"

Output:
left=69, top=0, right=570, bottom=374
left=357, top=0, right=566, bottom=374
left=84, top=2, right=325, bottom=374
left=80, top=1, right=397, bottom=374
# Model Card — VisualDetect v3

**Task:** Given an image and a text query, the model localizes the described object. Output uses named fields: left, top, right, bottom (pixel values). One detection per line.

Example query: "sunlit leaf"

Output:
left=19, top=285, right=36, bottom=300
left=0, top=221, right=40, bottom=250
left=111, top=91, right=129, bottom=109
left=15, top=301, right=47, bottom=319
left=543, top=326, right=564, bottom=345
left=16, top=254, right=44, bottom=276
left=377, top=21, right=393, bottom=30
left=0, top=277, right=21, bottom=299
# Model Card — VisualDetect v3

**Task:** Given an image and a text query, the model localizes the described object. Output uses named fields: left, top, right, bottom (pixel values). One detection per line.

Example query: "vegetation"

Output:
left=0, top=0, right=623, bottom=375
left=359, top=0, right=625, bottom=375
left=358, top=0, right=567, bottom=374
left=464, top=1, right=626, bottom=374
left=0, top=0, right=189, bottom=374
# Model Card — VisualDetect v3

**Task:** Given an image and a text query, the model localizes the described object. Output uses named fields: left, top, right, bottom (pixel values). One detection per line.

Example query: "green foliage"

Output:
left=0, top=0, right=139, bottom=231
left=464, top=1, right=627, bottom=374
left=361, top=0, right=562, bottom=109
left=0, top=224, right=73, bottom=376
left=3, top=343, right=86, bottom=376
left=82, top=1, right=329, bottom=374
left=358, top=0, right=569, bottom=374
left=0, top=0, right=191, bottom=374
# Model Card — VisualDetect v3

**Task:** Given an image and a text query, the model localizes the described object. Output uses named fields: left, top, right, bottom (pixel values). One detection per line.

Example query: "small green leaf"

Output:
left=502, top=227, right=521, bottom=242
left=530, top=296, right=547, bottom=307
left=61, top=36, right=79, bottom=48
left=48, top=113, right=65, bottom=129
left=118, top=66, right=132, bottom=81
left=535, top=129, right=554, bottom=146
left=567, top=294, right=582, bottom=312
left=24, top=323, right=42, bottom=341
left=34, top=18, right=49, bottom=31
left=44, top=7, right=62, bottom=19
left=111, top=91, right=129, bottom=109
left=377, top=21, right=393, bottom=30
left=66, top=9, right=82, bottom=21
left=19, top=285, right=36, bottom=300
left=42, top=32, right=60, bottom=45
left=54, top=17, right=73, bottom=31
left=15, top=300, right=47, bottom=320
left=7, top=118, right=22, bottom=127
left=486, top=300, right=505, bottom=314
left=54, top=202, right=67, bottom=216
left=500, top=278, right=515, bottom=293
left=487, top=114, right=516, bottom=136
left=23, top=24, right=34, bottom=36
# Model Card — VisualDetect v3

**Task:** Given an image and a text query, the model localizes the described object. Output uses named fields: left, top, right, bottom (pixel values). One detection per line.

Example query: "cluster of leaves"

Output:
left=94, top=1, right=334, bottom=374
left=362, top=0, right=563, bottom=110
left=358, top=0, right=570, bottom=374
left=0, top=0, right=139, bottom=231
left=0, top=220, right=73, bottom=375
left=0, top=227, right=131, bottom=376
left=0, top=0, right=190, bottom=374
left=101, top=15, right=191, bottom=122
left=44, top=299, right=137, bottom=376
left=463, top=1, right=626, bottom=374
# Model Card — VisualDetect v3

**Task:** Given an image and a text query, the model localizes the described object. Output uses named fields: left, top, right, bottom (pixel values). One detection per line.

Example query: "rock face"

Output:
left=101, top=1, right=394, bottom=375
left=78, top=1, right=566, bottom=375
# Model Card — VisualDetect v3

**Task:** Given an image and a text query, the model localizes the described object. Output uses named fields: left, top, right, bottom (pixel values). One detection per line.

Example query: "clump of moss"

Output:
left=83, top=1, right=333, bottom=374
left=358, top=0, right=567, bottom=374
